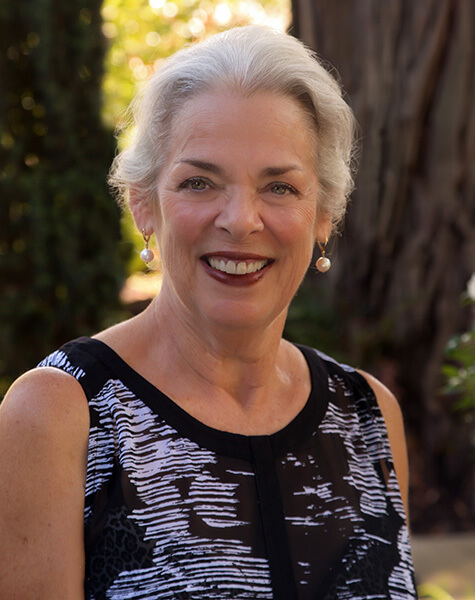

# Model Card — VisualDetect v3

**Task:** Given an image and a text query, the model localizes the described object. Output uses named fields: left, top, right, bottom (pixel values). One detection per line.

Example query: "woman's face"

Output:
left=152, top=89, right=330, bottom=332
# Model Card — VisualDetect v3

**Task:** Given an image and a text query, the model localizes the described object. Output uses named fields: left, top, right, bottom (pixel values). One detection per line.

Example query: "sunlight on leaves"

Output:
left=418, top=582, right=456, bottom=600
left=101, top=0, right=291, bottom=128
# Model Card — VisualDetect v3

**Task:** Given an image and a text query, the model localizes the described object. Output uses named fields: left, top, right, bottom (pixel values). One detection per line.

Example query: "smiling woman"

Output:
left=145, top=89, right=323, bottom=329
left=0, top=25, right=417, bottom=600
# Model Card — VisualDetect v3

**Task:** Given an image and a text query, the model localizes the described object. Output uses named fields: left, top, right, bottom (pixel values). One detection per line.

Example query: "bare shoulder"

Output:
left=0, top=366, right=89, bottom=439
left=356, top=369, right=405, bottom=448
left=0, top=368, right=88, bottom=598
left=357, top=369, right=410, bottom=517
left=357, top=369, right=403, bottom=425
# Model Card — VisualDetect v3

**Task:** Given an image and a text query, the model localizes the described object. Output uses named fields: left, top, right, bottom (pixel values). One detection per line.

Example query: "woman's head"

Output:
left=109, top=25, right=358, bottom=230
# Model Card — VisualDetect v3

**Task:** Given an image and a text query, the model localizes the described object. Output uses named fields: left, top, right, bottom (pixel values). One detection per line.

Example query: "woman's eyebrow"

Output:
left=261, top=165, right=303, bottom=177
left=177, top=159, right=225, bottom=176
left=177, top=160, right=303, bottom=178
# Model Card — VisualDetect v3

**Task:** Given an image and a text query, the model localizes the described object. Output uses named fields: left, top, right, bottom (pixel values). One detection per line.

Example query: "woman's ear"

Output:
left=129, top=188, right=154, bottom=236
left=314, top=214, right=332, bottom=246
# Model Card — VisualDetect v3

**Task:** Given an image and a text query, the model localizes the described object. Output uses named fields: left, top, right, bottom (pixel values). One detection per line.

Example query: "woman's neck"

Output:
left=147, top=290, right=290, bottom=410
left=97, top=285, right=311, bottom=434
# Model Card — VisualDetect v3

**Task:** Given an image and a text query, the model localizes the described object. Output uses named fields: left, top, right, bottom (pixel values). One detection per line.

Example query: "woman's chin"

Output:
left=196, top=298, right=287, bottom=334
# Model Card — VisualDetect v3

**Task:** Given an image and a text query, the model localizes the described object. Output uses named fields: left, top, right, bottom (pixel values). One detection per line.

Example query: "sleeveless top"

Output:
left=39, top=337, right=417, bottom=600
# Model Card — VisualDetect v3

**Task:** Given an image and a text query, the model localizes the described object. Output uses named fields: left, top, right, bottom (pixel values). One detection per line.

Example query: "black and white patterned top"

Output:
left=39, top=337, right=417, bottom=600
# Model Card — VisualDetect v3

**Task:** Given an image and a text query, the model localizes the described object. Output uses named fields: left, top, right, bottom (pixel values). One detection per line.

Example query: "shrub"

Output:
left=0, top=0, right=125, bottom=396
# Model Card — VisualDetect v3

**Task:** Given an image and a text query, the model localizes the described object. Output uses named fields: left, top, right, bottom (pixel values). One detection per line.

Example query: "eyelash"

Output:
left=178, top=177, right=211, bottom=192
left=178, top=177, right=299, bottom=196
left=268, top=182, right=298, bottom=196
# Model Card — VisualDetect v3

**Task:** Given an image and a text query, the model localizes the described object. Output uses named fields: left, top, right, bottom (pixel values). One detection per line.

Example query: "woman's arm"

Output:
left=358, top=370, right=410, bottom=520
left=0, top=367, right=90, bottom=599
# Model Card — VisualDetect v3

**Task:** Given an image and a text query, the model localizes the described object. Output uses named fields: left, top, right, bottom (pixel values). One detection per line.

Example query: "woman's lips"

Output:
left=208, top=257, right=268, bottom=275
left=200, top=253, right=273, bottom=285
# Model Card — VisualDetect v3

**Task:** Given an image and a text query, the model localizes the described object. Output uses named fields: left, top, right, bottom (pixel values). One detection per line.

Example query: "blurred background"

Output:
left=1, top=0, right=474, bottom=597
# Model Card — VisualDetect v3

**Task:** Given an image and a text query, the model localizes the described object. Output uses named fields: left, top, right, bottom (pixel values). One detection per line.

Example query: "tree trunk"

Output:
left=291, top=0, right=475, bottom=531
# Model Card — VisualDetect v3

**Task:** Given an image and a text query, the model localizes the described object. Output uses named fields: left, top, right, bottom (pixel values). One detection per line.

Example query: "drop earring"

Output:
left=316, top=238, right=331, bottom=273
left=140, top=229, right=154, bottom=264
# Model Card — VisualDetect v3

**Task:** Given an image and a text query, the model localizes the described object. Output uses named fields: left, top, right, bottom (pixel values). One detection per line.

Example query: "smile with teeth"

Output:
left=206, top=257, right=269, bottom=275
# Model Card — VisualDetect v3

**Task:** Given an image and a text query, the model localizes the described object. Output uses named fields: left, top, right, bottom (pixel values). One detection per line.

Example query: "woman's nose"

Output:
left=214, top=187, right=264, bottom=240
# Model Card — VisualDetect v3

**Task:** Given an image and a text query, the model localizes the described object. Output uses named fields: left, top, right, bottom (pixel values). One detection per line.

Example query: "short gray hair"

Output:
left=109, top=25, right=358, bottom=228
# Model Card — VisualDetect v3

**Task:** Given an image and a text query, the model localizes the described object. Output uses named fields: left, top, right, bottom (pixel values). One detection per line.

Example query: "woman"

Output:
left=0, top=26, right=416, bottom=599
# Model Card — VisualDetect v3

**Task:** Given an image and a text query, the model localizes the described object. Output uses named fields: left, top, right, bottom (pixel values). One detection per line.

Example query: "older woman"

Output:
left=0, top=26, right=416, bottom=599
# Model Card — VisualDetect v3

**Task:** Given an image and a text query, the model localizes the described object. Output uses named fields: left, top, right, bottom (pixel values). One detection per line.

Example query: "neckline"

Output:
left=73, top=336, right=330, bottom=460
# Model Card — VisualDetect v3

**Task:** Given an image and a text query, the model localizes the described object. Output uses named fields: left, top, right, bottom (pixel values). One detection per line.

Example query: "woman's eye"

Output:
left=269, top=182, right=297, bottom=195
left=180, top=177, right=209, bottom=192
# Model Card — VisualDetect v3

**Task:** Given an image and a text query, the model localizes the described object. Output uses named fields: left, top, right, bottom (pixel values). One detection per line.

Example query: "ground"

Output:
left=413, top=534, right=475, bottom=599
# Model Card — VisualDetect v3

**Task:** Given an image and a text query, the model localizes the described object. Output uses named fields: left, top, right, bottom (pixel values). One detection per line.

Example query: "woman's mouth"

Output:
left=201, top=254, right=273, bottom=285
left=206, top=257, right=269, bottom=275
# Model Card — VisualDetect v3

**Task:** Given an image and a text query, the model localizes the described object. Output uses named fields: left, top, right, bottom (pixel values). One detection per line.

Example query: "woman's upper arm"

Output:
left=0, top=367, right=90, bottom=599
left=357, top=370, right=410, bottom=520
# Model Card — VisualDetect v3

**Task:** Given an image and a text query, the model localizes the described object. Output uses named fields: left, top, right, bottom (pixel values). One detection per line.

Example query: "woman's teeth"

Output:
left=207, top=257, right=268, bottom=275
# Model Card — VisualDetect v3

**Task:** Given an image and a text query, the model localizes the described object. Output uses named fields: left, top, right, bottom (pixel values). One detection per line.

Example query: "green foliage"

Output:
left=441, top=289, right=475, bottom=411
left=417, top=583, right=456, bottom=600
left=100, top=0, right=290, bottom=129
left=0, top=0, right=125, bottom=395
left=442, top=330, right=475, bottom=411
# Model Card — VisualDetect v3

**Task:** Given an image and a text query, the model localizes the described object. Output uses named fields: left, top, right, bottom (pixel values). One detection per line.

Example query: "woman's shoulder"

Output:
left=357, top=369, right=409, bottom=513
left=0, top=368, right=88, bottom=597
left=302, top=345, right=410, bottom=514
left=0, top=366, right=89, bottom=443
left=303, top=345, right=404, bottom=427
left=38, top=333, right=130, bottom=399
left=356, top=369, right=403, bottom=421
left=298, top=344, right=375, bottom=396
left=39, top=336, right=100, bottom=371
left=0, top=331, right=117, bottom=439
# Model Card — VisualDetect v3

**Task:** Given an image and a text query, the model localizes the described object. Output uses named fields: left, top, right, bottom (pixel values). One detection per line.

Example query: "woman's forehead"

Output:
left=164, top=90, right=318, bottom=170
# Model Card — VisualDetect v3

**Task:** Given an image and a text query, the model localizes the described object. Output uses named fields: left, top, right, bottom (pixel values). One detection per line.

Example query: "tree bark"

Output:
left=291, top=0, right=475, bottom=530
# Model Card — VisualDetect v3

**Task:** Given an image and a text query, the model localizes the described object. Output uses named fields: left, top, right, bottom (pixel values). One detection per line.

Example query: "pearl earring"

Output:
left=316, top=238, right=331, bottom=273
left=140, top=229, right=154, bottom=264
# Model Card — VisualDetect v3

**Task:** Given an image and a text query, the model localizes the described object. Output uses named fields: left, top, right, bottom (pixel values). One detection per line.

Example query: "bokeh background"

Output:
left=1, top=0, right=474, bottom=597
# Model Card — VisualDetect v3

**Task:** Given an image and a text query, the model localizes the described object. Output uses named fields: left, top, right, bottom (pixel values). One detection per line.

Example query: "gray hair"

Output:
left=109, top=25, right=358, bottom=228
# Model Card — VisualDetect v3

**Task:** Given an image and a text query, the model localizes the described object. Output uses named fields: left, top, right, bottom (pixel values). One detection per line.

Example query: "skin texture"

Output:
left=0, top=368, right=88, bottom=599
left=0, top=90, right=410, bottom=597
left=148, top=90, right=328, bottom=334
